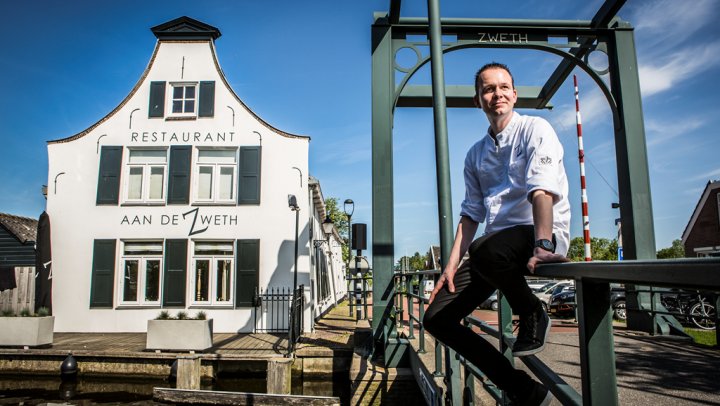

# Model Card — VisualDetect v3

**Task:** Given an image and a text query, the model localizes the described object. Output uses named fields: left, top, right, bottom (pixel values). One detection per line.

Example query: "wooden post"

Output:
left=176, top=356, right=201, bottom=390
left=266, top=357, right=292, bottom=394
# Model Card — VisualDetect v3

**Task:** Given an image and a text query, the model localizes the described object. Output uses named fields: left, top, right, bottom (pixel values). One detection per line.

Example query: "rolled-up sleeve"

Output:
left=525, top=118, right=564, bottom=203
left=460, top=150, right=486, bottom=223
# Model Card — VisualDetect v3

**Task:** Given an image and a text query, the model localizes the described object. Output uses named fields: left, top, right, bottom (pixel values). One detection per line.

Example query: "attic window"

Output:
left=170, top=82, right=197, bottom=116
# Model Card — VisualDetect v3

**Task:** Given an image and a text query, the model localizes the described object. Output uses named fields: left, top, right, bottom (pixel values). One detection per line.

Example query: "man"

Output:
left=424, top=62, right=570, bottom=406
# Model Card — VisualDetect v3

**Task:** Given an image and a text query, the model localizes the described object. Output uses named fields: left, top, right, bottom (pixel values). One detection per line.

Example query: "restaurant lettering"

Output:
left=120, top=208, right=238, bottom=236
left=130, top=131, right=236, bottom=143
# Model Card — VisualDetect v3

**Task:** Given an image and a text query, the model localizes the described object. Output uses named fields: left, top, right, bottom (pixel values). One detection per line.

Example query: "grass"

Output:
left=684, top=328, right=717, bottom=347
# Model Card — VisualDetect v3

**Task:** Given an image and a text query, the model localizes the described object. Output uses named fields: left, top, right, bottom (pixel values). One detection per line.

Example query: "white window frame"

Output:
left=124, top=148, right=167, bottom=204
left=191, top=241, right=234, bottom=306
left=194, top=148, right=237, bottom=204
left=118, top=241, right=163, bottom=306
left=169, top=82, right=198, bottom=117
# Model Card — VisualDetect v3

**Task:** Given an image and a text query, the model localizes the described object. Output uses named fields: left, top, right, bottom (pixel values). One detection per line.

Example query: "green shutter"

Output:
left=198, top=81, right=215, bottom=117
left=238, top=146, right=261, bottom=205
left=167, top=145, right=192, bottom=204
left=96, top=146, right=123, bottom=205
left=163, top=239, right=187, bottom=307
left=90, top=239, right=116, bottom=308
left=236, top=239, right=260, bottom=307
left=149, top=81, right=166, bottom=118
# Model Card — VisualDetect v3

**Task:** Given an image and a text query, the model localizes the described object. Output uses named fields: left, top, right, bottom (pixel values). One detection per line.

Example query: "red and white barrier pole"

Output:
left=574, top=75, right=591, bottom=261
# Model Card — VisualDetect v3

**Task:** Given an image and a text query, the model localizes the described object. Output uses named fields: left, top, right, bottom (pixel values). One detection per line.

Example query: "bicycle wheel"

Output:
left=689, top=302, right=716, bottom=330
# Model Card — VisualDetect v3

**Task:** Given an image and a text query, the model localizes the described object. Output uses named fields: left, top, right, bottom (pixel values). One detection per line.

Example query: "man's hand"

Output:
left=429, top=266, right=457, bottom=304
left=527, top=247, right=569, bottom=273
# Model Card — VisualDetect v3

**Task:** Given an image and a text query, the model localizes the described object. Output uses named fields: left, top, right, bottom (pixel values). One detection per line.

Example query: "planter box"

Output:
left=146, top=319, right=213, bottom=351
left=0, top=316, right=54, bottom=347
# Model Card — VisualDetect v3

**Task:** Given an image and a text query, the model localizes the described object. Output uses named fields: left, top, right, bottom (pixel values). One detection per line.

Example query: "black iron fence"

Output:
left=254, top=286, right=293, bottom=333
left=347, top=275, right=370, bottom=320
left=253, top=285, right=305, bottom=356
left=288, top=285, right=305, bottom=355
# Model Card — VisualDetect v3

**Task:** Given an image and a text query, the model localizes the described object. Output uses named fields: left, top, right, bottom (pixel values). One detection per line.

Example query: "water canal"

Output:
left=0, top=374, right=350, bottom=405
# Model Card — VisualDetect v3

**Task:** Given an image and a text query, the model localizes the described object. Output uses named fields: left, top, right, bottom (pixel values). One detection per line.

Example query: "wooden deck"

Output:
left=0, top=300, right=357, bottom=362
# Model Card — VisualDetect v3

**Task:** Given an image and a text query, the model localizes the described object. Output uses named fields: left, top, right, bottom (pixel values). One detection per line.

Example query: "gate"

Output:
left=254, top=286, right=293, bottom=333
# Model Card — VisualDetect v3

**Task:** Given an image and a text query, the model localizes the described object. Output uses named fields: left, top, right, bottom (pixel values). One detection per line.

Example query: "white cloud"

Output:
left=630, top=0, right=720, bottom=98
left=690, top=167, right=720, bottom=182
left=632, top=0, right=716, bottom=49
left=645, top=117, right=707, bottom=146
left=549, top=88, right=611, bottom=134
left=639, top=42, right=720, bottom=97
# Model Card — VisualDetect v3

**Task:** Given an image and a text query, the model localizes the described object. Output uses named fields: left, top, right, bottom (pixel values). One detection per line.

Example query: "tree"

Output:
left=567, top=237, right=619, bottom=261
left=657, top=239, right=685, bottom=259
left=324, top=197, right=350, bottom=262
left=396, top=251, right=431, bottom=271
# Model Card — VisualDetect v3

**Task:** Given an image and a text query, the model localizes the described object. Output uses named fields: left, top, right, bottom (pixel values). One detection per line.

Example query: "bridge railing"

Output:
left=394, top=268, right=582, bottom=405
left=394, top=257, right=720, bottom=405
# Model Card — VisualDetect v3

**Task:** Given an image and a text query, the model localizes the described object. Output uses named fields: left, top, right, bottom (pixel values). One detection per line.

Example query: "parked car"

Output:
left=610, top=286, right=626, bottom=320
left=526, top=278, right=557, bottom=292
left=535, top=281, right=574, bottom=311
left=533, top=281, right=558, bottom=293
left=548, top=286, right=576, bottom=318
left=548, top=284, right=627, bottom=320
left=422, top=279, right=435, bottom=300
left=479, top=290, right=499, bottom=311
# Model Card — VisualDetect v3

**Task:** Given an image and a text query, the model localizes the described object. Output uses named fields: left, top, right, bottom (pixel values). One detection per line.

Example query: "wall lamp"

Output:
left=313, top=216, right=334, bottom=247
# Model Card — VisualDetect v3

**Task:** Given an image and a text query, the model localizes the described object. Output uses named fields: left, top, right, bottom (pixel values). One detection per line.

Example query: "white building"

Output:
left=45, top=16, right=345, bottom=333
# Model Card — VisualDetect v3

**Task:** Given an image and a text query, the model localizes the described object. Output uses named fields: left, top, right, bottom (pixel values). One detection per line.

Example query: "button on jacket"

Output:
left=460, top=112, right=571, bottom=255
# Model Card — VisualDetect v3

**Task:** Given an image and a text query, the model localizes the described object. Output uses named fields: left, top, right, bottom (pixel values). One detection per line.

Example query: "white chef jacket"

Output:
left=460, top=112, right=571, bottom=255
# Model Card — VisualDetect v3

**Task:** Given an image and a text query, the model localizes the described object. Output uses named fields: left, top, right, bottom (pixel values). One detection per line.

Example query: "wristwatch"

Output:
left=535, top=239, right=555, bottom=253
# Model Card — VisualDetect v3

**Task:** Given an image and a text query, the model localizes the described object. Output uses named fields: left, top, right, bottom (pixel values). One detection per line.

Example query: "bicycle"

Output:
left=688, top=296, right=716, bottom=330
left=660, top=289, right=716, bottom=330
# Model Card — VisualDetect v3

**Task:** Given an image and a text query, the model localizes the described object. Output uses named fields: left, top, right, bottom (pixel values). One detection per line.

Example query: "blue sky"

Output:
left=1, top=0, right=718, bottom=262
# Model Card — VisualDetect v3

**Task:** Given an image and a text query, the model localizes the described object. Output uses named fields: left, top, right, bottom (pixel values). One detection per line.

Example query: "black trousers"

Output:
left=423, top=225, right=541, bottom=393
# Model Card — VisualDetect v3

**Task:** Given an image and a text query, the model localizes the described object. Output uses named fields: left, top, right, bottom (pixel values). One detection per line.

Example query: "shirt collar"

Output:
left=485, top=112, right=520, bottom=145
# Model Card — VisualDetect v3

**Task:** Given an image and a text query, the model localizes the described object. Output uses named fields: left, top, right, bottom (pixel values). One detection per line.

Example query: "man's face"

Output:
left=474, top=68, right=517, bottom=118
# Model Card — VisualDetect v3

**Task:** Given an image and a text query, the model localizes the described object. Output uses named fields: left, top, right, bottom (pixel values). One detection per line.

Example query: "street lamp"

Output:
left=289, top=194, right=300, bottom=292
left=343, top=199, right=354, bottom=266
left=343, top=199, right=354, bottom=315
left=612, top=202, right=622, bottom=260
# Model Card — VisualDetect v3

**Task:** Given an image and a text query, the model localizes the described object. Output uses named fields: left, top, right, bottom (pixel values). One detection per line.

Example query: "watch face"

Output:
left=537, top=239, right=554, bottom=252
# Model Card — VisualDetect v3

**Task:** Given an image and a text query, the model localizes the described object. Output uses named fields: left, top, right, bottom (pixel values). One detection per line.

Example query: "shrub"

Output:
left=195, top=311, right=207, bottom=320
left=19, top=308, right=32, bottom=317
left=176, top=311, right=188, bottom=320
left=36, top=307, right=50, bottom=317
left=156, top=310, right=171, bottom=320
left=1, top=309, right=15, bottom=317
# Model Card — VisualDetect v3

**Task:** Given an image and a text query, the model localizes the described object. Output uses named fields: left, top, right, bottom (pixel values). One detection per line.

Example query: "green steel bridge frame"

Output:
left=371, top=0, right=656, bottom=365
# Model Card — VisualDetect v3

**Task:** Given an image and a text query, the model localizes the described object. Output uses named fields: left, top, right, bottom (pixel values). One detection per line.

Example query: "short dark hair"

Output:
left=474, top=62, right=514, bottom=91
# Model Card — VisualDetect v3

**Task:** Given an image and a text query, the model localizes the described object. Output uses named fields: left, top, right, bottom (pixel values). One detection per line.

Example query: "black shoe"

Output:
left=508, top=381, right=552, bottom=406
left=513, top=304, right=550, bottom=356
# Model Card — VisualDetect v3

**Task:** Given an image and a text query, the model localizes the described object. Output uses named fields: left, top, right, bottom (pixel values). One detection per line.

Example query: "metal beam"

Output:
left=397, top=85, right=552, bottom=109
left=371, top=18, right=398, bottom=363
left=394, top=17, right=592, bottom=28
left=389, top=0, right=401, bottom=24
left=591, top=0, right=628, bottom=28
left=537, top=0, right=627, bottom=108
left=427, top=0, right=462, bottom=402
left=535, top=259, right=720, bottom=290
